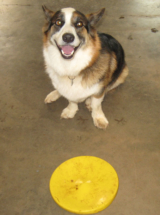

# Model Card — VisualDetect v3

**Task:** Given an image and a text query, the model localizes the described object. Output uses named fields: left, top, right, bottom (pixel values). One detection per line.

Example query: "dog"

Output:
left=42, top=6, right=128, bottom=129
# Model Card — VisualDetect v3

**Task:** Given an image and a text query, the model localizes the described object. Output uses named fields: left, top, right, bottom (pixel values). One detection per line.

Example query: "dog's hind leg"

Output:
left=107, top=65, right=129, bottom=92
left=44, top=90, right=61, bottom=104
left=61, top=101, right=78, bottom=119
left=91, top=95, right=109, bottom=129
left=85, top=97, right=92, bottom=111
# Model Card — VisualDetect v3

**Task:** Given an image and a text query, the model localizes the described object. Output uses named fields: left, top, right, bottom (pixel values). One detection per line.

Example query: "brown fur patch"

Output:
left=42, top=26, right=49, bottom=46
left=87, top=33, right=101, bottom=67
left=81, top=47, right=118, bottom=98
left=94, top=54, right=118, bottom=98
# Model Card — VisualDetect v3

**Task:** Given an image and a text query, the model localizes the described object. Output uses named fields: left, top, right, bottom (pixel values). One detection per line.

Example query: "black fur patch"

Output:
left=98, top=33, right=125, bottom=85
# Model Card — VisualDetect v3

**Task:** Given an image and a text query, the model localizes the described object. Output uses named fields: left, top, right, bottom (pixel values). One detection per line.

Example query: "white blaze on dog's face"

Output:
left=43, top=7, right=92, bottom=60
left=52, top=8, right=80, bottom=59
left=54, top=8, right=80, bottom=55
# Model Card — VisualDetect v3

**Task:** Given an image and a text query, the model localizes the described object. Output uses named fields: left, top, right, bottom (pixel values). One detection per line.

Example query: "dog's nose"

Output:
left=62, top=33, right=75, bottom=43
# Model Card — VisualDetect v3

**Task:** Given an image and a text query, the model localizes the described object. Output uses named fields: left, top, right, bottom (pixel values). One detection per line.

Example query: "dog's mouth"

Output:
left=55, top=41, right=80, bottom=59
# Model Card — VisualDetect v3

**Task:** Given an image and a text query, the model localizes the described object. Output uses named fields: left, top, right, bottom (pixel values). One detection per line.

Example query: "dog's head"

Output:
left=42, top=6, right=105, bottom=60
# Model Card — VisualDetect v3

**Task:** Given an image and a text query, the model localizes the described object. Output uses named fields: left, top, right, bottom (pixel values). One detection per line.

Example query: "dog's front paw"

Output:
left=44, top=90, right=60, bottom=104
left=61, top=107, right=77, bottom=119
left=93, top=117, right=109, bottom=129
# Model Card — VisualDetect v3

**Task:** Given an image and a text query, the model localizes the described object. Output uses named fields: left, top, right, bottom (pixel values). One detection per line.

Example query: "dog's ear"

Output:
left=42, top=5, right=55, bottom=21
left=86, top=8, right=105, bottom=26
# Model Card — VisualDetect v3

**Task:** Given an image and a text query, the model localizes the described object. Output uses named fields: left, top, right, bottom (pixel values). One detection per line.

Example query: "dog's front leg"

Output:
left=91, top=96, right=109, bottom=129
left=61, top=101, right=78, bottom=119
left=44, top=90, right=61, bottom=104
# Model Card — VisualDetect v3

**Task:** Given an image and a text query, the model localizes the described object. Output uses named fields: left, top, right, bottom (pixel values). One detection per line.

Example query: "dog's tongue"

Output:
left=61, top=45, right=74, bottom=55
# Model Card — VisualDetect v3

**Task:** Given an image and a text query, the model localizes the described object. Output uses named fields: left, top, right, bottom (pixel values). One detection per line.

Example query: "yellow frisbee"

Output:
left=50, top=156, right=119, bottom=214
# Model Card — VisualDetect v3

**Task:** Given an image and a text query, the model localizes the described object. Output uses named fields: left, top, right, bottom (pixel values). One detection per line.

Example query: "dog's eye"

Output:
left=55, top=20, right=63, bottom=27
left=75, top=21, right=83, bottom=28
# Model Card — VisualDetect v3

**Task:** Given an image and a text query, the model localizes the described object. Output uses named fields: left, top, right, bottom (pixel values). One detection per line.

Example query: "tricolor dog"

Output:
left=42, top=6, right=128, bottom=129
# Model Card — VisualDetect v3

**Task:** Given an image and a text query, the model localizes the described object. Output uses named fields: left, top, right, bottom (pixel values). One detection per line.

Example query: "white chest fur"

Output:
left=43, top=44, right=100, bottom=102
left=45, top=66, right=100, bottom=102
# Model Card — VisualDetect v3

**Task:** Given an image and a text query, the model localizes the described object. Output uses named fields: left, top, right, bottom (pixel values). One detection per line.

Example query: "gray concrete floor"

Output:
left=0, top=0, right=160, bottom=214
